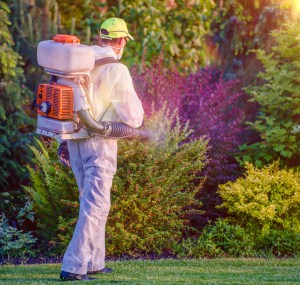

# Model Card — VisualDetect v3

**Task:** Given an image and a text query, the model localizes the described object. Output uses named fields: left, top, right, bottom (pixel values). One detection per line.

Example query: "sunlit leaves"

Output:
left=239, top=21, right=300, bottom=167
left=105, top=0, right=216, bottom=72
left=218, top=162, right=300, bottom=236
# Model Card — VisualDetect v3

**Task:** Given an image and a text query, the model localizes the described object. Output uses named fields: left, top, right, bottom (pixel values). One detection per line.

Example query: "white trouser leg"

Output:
left=61, top=138, right=116, bottom=275
left=87, top=215, right=107, bottom=272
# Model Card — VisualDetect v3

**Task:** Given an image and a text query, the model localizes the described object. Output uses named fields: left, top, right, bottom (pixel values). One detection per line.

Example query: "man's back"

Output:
left=90, top=45, right=144, bottom=128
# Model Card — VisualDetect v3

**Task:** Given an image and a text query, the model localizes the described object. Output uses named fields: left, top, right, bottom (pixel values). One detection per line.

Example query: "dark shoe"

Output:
left=87, top=268, right=113, bottom=274
left=60, top=270, right=96, bottom=281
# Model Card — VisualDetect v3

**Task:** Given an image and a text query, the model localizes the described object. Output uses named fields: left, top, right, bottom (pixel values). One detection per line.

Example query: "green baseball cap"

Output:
left=100, top=18, right=134, bottom=41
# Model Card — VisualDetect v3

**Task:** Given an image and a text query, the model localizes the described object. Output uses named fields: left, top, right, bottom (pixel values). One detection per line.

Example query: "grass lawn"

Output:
left=0, top=258, right=299, bottom=284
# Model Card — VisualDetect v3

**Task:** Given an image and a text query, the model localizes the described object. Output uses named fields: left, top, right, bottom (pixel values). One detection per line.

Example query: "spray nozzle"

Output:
left=77, top=110, right=157, bottom=141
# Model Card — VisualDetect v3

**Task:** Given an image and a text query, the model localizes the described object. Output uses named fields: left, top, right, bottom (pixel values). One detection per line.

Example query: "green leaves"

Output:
left=0, top=2, right=19, bottom=78
left=104, top=0, right=215, bottom=72
left=238, top=21, right=300, bottom=167
left=0, top=214, right=37, bottom=261
left=106, top=109, right=207, bottom=255
left=0, top=2, right=35, bottom=195
left=24, top=139, right=78, bottom=250
left=175, top=219, right=255, bottom=258
left=218, top=162, right=300, bottom=236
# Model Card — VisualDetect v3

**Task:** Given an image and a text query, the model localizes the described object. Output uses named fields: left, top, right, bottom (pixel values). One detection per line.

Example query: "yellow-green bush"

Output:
left=218, top=162, right=300, bottom=235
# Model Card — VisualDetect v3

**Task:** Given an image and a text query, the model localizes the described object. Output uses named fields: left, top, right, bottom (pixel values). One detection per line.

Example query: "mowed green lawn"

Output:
left=0, top=258, right=299, bottom=285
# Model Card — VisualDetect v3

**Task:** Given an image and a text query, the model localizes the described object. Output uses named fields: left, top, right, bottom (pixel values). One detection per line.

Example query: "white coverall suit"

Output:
left=61, top=46, right=144, bottom=274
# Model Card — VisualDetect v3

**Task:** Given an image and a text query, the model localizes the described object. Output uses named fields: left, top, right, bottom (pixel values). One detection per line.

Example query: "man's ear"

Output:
left=116, top=37, right=125, bottom=46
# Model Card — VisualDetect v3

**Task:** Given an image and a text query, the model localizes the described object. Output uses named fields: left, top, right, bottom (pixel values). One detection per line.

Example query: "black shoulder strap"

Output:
left=94, top=57, right=120, bottom=66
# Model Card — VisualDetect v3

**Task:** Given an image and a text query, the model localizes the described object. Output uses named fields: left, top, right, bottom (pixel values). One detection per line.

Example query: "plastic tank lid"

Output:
left=52, top=34, right=80, bottom=44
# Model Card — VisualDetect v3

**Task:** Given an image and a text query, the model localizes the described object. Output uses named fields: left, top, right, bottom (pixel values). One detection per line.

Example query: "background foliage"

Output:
left=238, top=21, right=300, bottom=167
left=7, top=0, right=59, bottom=90
left=104, top=0, right=215, bottom=71
left=6, top=0, right=216, bottom=80
left=2, top=0, right=300, bottom=259
left=0, top=1, right=35, bottom=239
left=206, top=0, right=290, bottom=82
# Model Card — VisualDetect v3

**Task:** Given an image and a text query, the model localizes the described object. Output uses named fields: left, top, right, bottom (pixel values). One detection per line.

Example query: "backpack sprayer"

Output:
left=33, top=34, right=152, bottom=141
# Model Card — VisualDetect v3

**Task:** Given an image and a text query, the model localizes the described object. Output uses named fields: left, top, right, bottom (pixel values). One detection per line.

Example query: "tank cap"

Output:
left=52, top=34, right=80, bottom=44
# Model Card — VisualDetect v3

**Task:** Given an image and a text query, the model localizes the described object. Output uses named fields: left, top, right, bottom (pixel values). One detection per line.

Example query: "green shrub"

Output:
left=174, top=218, right=255, bottom=258
left=106, top=110, right=207, bottom=255
left=255, top=229, right=300, bottom=257
left=24, top=139, right=78, bottom=250
left=218, top=161, right=300, bottom=236
left=174, top=218, right=300, bottom=258
left=0, top=1, right=35, bottom=192
left=27, top=109, right=208, bottom=255
left=238, top=20, right=300, bottom=167
left=0, top=214, right=37, bottom=262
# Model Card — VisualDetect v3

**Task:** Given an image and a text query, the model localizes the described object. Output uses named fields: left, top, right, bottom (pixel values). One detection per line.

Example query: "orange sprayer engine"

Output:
left=36, top=83, right=74, bottom=120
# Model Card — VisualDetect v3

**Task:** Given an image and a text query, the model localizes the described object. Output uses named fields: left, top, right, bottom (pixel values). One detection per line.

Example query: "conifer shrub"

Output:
left=218, top=161, right=300, bottom=236
left=106, top=110, right=207, bottom=255
left=0, top=1, right=35, bottom=192
left=239, top=21, right=300, bottom=167
left=27, top=109, right=208, bottom=255
left=24, top=139, right=78, bottom=250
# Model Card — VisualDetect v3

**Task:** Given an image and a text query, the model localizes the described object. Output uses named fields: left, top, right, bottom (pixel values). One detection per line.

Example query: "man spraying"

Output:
left=60, top=18, right=144, bottom=281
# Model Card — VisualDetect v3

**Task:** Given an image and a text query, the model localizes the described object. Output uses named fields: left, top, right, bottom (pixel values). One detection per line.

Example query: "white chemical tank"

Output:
left=37, top=34, right=95, bottom=73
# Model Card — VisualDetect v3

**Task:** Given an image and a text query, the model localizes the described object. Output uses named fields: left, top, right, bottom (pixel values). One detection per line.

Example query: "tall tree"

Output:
left=206, top=0, right=290, bottom=83
left=238, top=21, right=300, bottom=167
left=0, top=1, right=35, bottom=207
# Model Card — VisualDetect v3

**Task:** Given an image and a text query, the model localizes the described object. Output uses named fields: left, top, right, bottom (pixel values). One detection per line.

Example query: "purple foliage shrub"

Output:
left=131, top=62, right=248, bottom=225
left=182, top=69, right=248, bottom=224
left=130, top=61, right=183, bottom=116
left=182, top=69, right=245, bottom=183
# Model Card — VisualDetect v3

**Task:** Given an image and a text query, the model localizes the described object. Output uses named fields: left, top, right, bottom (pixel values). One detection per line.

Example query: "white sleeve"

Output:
left=110, top=65, right=144, bottom=128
